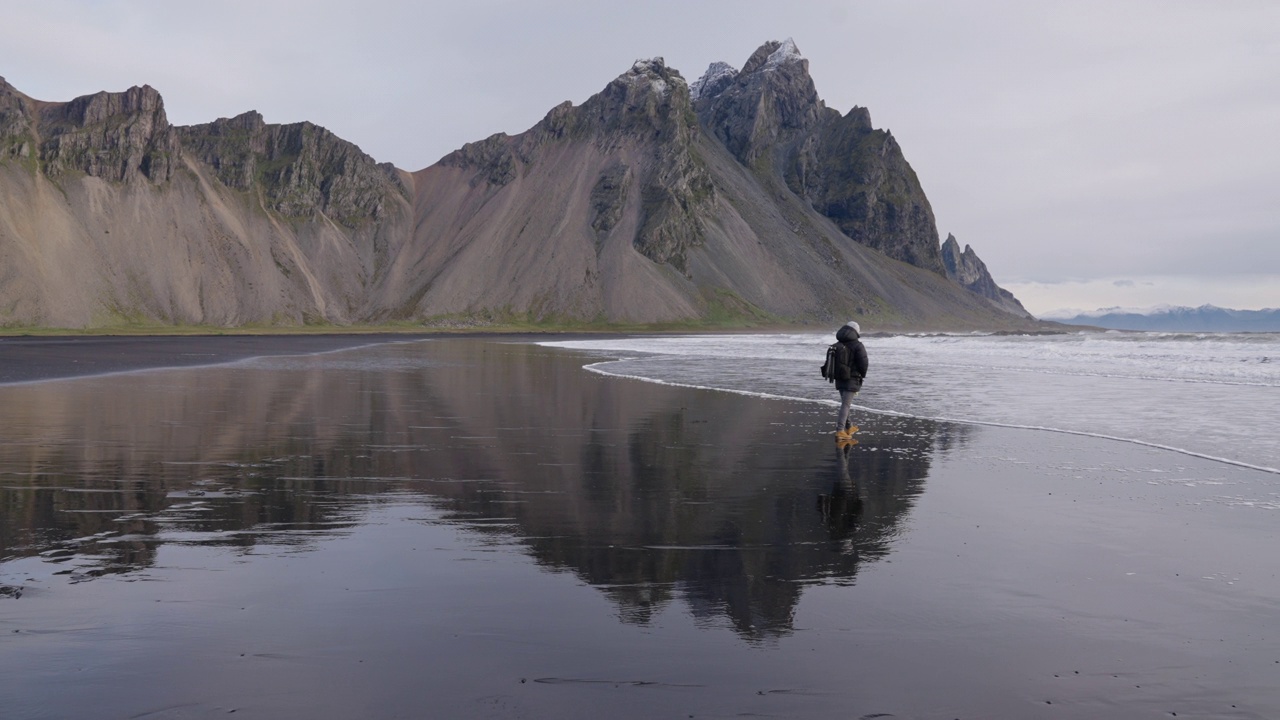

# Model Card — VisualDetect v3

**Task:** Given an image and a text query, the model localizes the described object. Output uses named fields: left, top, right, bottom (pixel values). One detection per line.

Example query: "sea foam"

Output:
left=542, top=332, right=1280, bottom=473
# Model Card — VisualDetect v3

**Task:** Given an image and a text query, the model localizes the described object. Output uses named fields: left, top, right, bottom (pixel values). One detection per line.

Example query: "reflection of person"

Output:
left=818, top=440, right=864, bottom=539
left=829, top=321, right=868, bottom=441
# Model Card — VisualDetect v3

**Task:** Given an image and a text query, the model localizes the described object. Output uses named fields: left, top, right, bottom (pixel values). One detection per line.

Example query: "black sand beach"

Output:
left=0, top=337, right=1276, bottom=719
left=0, top=333, right=445, bottom=384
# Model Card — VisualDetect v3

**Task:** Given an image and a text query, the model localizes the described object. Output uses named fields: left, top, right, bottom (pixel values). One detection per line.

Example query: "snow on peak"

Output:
left=632, top=57, right=665, bottom=74
left=627, top=57, right=682, bottom=97
left=690, top=61, right=739, bottom=100
left=765, top=38, right=803, bottom=69
left=1042, top=304, right=1182, bottom=320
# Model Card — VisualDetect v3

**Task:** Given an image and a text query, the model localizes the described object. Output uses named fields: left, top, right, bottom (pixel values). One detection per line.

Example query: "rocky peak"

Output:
left=941, top=233, right=1031, bottom=317
left=0, top=76, right=27, bottom=110
left=30, top=84, right=179, bottom=183
left=439, top=57, right=698, bottom=192
left=698, top=39, right=827, bottom=167
left=691, top=41, right=944, bottom=275
left=178, top=113, right=406, bottom=225
left=55, top=85, right=168, bottom=128
left=578, top=56, right=697, bottom=144
left=627, top=58, right=679, bottom=93
left=941, top=233, right=991, bottom=288
left=784, top=103, right=947, bottom=273
left=0, top=77, right=34, bottom=159
left=572, top=57, right=712, bottom=272
left=741, top=37, right=806, bottom=75
left=441, top=54, right=713, bottom=273
left=175, top=111, right=269, bottom=190
left=689, top=61, right=739, bottom=101
left=625, top=60, right=717, bottom=270
left=842, top=106, right=873, bottom=134
left=213, top=110, right=268, bottom=134
left=438, top=131, right=519, bottom=187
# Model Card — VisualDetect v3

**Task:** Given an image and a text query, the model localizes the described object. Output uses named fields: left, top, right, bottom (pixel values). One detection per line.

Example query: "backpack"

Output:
left=820, top=343, right=853, bottom=383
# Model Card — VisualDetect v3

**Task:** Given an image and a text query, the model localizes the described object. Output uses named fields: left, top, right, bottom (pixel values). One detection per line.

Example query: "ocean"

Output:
left=542, top=330, right=1280, bottom=474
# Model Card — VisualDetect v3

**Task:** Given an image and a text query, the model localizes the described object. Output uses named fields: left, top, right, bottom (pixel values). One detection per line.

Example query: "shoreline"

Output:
left=10, top=332, right=1273, bottom=476
left=0, top=337, right=1277, bottom=718
left=580, top=357, right=1280, bottom=476
left=0, top=327, right=1075, bottom=386
left=0, top=314, right=1070, bottom=341
left=0, top=331, right=615, bottom=385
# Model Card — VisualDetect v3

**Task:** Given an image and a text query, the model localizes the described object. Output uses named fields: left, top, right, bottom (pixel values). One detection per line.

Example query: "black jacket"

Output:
left=834, top=325, right=869, bottom=392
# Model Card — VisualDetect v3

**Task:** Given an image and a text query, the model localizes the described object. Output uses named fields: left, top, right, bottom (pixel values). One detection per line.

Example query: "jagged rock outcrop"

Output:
left=689, top=62, right=738, bottom=101
left=582, top=58, right=714, bottom=271
left=0, top=43, right=1035, bottom=331
left=696, top=40, right=945, bottom=275
left=941, top=233, right=1031, bottom=318
left=0, top=78, right=34, bottom=161
left=177, top=112, right=407, bottom=225
left=0, top=78, right=179, bottom=183
left=588, top=162, right=631, bottom=242
left=698, top=40, right=827, bottom=169
left=790, top=107, right=943, bottom=273
left=438, top=131, right=519, bottom=187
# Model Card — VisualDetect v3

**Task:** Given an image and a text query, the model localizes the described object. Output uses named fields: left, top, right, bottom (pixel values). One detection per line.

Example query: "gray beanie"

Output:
left=845, top=321, right=861, bottom=335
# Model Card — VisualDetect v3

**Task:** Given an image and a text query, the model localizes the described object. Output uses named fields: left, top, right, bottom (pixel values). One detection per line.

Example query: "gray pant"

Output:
left=837, top=390, right=858, bottom=431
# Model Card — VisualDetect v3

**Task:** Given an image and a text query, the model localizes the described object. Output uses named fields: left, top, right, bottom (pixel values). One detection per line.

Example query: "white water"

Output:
left=541, top=332, right=1280, bottom=474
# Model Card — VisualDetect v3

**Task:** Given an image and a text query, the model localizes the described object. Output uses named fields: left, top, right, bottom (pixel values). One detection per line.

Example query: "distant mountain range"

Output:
left=0, top=40, right=1035, bottom=330
left=1044, top=305, right=1280, bottom=332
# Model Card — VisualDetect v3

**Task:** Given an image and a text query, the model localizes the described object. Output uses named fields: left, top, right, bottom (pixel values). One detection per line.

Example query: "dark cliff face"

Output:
left=0, top=77, right=33, bottom=161
left=178, top=112, right=406, bottom=226
left=0, top=82, right=181, bottom=183
left=0, top=80, right=403, bottom=227
left=696, top=40, right=945, bottom=275
left=594, top=59, right=713, bottom=272
left=697, top=40, right=830, bottom=169
left=789, top=107, right=944, bottom=274
left=941, top=234, right=1031, bottom=317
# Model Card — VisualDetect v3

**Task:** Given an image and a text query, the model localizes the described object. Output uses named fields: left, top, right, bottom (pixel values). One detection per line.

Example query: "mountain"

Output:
left=1044, top=305, right=1280, bottom=333
left=0, top=76, right=414, bottom=327
left=0, top=41, right=1034, bottom=330
left=696, top=40, right=944, bottom=274
left=941, top=233, right=1031, bottom=318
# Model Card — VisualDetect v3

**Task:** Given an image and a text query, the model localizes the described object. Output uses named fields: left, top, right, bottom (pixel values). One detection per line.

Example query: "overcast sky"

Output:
left=2, top=0, right=1276, bottom=314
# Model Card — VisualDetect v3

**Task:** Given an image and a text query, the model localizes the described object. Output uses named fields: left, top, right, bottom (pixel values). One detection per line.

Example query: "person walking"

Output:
left=821, top=321, right=868, bottom=441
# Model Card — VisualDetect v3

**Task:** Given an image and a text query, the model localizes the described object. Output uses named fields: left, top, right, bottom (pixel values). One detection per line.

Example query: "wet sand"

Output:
left=0, top=333, right=453, bottom=384
left=0, top=337, right=1276, bottom=719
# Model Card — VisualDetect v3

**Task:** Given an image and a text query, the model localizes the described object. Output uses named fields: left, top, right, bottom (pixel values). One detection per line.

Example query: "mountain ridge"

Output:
left=1044, top=304, right=1280, bottom=332
left=0, top=43, right=1034, bottom=331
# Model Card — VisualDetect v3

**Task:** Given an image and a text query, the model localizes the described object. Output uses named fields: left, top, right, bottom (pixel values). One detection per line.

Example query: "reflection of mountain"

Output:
left=0, top=339, right=960, bottom=638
